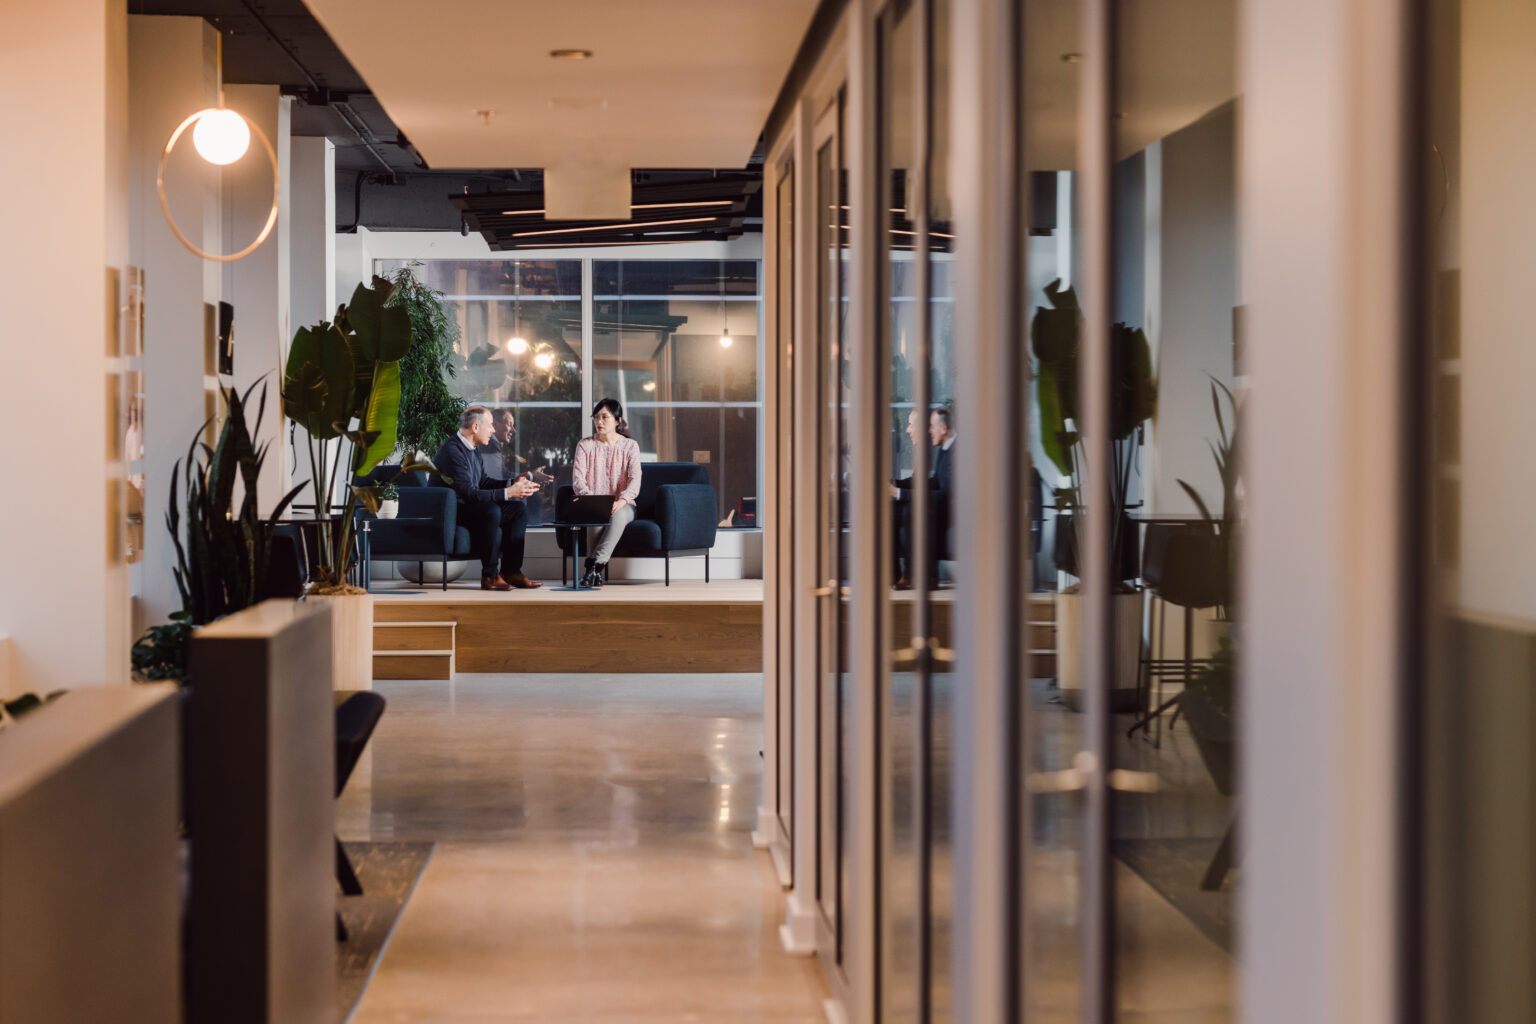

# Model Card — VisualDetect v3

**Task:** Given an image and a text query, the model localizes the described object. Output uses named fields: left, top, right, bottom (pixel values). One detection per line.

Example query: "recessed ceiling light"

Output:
left=549, top=48, right=593, bottom=60
left=1061, top=52, right=1083, bottom=63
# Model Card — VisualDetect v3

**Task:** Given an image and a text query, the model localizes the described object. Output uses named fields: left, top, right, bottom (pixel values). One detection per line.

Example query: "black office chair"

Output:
left=334, top=690, right=386, bottom=941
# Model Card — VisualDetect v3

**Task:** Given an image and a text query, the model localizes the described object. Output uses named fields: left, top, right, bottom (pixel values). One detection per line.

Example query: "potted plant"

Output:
left=282, top=275, right=436, bottom=689
left=1177, top=375, right=1241, bottom=651
left=131, top=380, right=304, bottom=682
left=1181, top=631, right=1236, bottom=794
left=1032, top=280, right=1157, bottom=709
left=388, top=263, right=467, bottom=463
left=377, top=482, right=400, bottom=519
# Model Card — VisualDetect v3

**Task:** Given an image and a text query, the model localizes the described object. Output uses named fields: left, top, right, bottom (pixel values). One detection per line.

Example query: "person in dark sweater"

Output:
left=431, top=406, right=542, bottom=591
left=891, top=405, right=956, bottom=588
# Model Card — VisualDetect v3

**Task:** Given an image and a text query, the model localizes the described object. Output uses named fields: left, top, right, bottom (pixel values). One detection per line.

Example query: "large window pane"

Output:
left=372, top=255, right=763, bottom=527
left=454, top=297, right=582, bottom=405
left=594, top=259, right=763, bottom=526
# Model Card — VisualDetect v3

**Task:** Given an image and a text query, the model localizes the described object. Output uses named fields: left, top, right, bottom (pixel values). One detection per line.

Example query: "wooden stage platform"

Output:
left=371, top=579, right=764, bottom=676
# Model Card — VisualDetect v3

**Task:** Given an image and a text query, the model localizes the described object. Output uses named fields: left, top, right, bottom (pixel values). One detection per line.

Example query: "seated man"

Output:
left=432, top=406, right=542, bottom=591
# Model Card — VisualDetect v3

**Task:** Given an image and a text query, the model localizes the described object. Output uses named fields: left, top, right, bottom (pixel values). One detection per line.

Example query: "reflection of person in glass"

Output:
left=891, top=405, right=956, bottom=589
left=483, top=408, right=550, bottom=523
left=572, top=398, right=642, bottom=589
left=431, top=406, right=542, bottom=591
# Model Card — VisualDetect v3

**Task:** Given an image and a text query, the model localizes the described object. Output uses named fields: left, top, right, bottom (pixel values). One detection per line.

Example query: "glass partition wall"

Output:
left=376, top=256, right=764, bottom=525
left=765, top=0, right=1247, bottom=1018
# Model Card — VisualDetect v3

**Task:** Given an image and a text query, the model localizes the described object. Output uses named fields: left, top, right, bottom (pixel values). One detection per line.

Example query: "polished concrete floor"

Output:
left=339, top=674, right=828, bottom=1023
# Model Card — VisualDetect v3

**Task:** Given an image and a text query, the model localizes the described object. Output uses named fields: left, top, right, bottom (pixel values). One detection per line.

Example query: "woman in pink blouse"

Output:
left=571, top=397, right=643, bottom=587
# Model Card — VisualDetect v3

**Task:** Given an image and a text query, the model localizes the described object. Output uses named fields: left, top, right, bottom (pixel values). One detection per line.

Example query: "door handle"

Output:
left=1107, top=769, right=1160, bottom=794
left=1025, top=751, right=1094, bottom=793
left=1024, top=752, right=1160, bottom=794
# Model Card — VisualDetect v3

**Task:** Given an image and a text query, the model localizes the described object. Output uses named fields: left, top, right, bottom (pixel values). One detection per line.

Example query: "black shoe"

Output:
left=579, top=565, right=605, bottom=588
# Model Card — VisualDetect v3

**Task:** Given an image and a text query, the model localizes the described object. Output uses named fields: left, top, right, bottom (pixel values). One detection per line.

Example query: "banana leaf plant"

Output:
left=282, top=275, right=436, bottom=589
left=1031, top=279, right=1158, bottom=585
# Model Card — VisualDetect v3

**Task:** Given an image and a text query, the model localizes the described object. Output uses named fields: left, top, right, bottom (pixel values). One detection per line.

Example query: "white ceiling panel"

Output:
left=300, top=0, right=821, bottom=170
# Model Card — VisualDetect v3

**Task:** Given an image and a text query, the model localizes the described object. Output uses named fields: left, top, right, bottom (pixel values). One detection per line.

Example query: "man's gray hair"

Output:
left=460, top=406, right=492, bottom=429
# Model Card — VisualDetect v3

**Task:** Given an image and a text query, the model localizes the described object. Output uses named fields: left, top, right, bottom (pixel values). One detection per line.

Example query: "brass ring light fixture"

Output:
left=156, top=32, right=281, bottom=262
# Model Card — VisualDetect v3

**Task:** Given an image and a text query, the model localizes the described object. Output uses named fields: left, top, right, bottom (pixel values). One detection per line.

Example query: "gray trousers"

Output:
left=589, top=502, right=635, bottom=564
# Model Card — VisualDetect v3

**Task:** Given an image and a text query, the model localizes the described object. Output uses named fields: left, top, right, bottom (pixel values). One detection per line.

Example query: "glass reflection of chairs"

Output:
left=1129, top=523, right=1230, bottom=746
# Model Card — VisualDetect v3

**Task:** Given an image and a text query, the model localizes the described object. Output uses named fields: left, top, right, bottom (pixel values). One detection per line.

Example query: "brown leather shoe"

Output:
left=480, top=574, right=513, bottom=591
left=505, top=572, right=543, bottom=589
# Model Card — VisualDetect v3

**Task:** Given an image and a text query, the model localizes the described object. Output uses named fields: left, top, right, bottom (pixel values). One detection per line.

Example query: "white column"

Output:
left=129, top=15, right=221, bottom=627
left=223, top=85, right=292, bottom=515
left=0, top=0, right=131, bottom=688
left=1241, top=0, right=1407, bottom=1021
left=289, top=137, right=335, bottom=331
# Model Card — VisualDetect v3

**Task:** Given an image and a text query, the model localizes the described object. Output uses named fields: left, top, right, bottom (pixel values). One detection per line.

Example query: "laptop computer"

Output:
left=560, top=493, right=615, bottom=523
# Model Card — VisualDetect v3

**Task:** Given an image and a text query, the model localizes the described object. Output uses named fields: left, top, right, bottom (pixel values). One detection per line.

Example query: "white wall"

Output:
left=289, top=137, right=335, bottom=329
left=129, top=15, right=221, bottom=627
left=1146, top=103, right=1237, bottom=514
left=223, top=85, right=292, bottom=516
left=0, top=0, right=132, bottom=688
left=1457, top=0, right=1536, bottom=621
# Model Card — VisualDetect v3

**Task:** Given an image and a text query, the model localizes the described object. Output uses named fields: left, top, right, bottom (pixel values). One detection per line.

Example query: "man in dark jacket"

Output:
left=432, top=406, right=542, bottom=591
left=891, top=405, right=956, bottom=588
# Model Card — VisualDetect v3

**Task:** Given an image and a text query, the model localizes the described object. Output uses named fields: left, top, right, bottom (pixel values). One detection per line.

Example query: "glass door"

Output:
left=775, top=160, right=796, bottom=859
left=814, top=96, right=852, bottom=980
left=877, top=1, right=923, bottom=1021
left=1013, top=0, right=1240, bottom=1018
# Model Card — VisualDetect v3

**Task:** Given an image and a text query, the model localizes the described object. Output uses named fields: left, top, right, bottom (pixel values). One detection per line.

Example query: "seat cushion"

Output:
left=611, top=517, right=663, bottom=556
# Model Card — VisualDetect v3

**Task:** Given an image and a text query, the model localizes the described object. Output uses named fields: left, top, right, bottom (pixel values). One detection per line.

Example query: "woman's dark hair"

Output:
left=591, top=397, right=631, bottom=438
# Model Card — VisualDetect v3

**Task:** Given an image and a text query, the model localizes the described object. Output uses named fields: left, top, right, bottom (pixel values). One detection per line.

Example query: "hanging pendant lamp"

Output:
left=157, top=32, right=280, bottom=263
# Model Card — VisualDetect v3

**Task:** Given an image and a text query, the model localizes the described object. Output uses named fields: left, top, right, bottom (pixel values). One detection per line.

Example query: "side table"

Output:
left=554, top=522, right=612, bottom=589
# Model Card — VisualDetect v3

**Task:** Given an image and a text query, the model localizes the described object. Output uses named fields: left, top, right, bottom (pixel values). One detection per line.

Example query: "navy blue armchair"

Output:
left=555, top=462, right=719, bottom=584
left=353, top=469, right=474, bottom=590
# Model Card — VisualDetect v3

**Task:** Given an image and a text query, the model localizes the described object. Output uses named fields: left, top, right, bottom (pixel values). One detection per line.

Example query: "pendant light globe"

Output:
left=192, top=108, right=251, bottom=165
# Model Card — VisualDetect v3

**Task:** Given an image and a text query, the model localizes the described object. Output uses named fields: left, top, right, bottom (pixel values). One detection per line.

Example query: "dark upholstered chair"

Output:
left=352, top=469, right=475, bottom=590
left=554, top=462, right=719, bottom=585
left=334, top=690, right=385, bottom=941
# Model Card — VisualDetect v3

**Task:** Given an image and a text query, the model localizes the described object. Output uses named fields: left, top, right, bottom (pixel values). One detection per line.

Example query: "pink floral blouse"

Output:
left=572, top=435, right=642, bottom=504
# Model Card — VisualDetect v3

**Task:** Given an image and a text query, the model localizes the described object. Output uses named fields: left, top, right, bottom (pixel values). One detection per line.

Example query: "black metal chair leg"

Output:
left=441, top=558, right=448, bottom=591
left=337, top=837, right=363, bottom=896
left=665, top=552, right=670, bottom=586
left=705, top=548, right=710, bottom=583
left=1200, top=817, right=1237, bottom=891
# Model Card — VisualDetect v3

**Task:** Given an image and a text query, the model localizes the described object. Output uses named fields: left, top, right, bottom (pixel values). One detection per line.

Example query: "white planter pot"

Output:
left=377, top=500, right=399, bottom=519
left=1056, top=590, right=1142, bottom=710
left=309, top=591, right=373, bottom=690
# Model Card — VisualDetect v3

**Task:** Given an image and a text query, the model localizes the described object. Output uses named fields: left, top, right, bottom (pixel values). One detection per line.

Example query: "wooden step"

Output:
left=375, top=620, right=456, bottom=652
left=373, top=650, right=455, bottom=681
left=1026, top=621, right=1055, bottom=650
left=1027, top=594, right=1056, bottom=623
left=1026, top=649, right=1058, bottom=678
